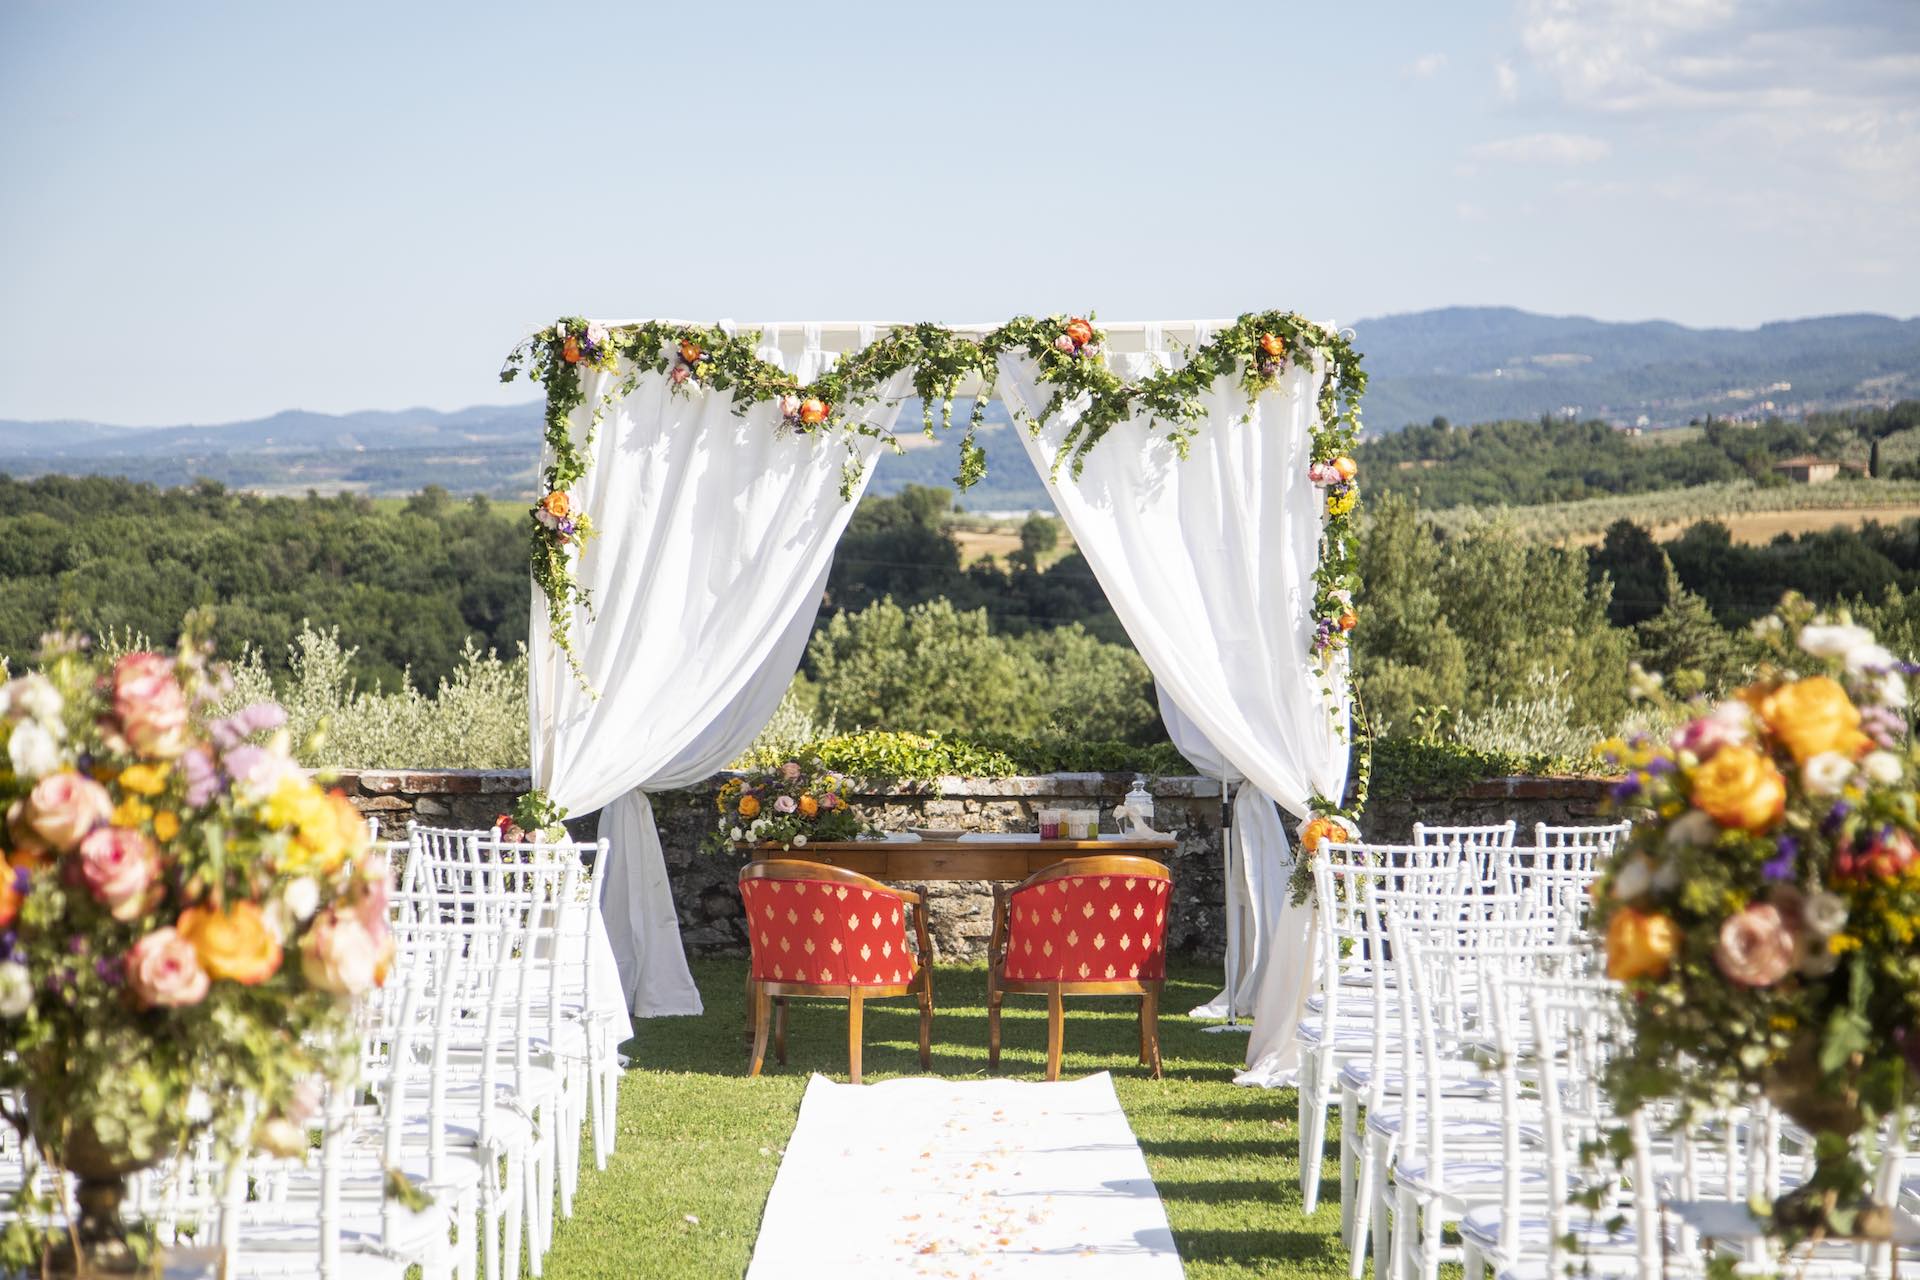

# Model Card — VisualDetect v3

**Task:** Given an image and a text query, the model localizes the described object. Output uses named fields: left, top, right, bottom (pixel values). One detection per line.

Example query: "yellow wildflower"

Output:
left=1830, top=934, right=1861, bottom=954
left=112, top=797, right=154, bottom=828
left=152, top=810, right=180, bottom=842
left=118, top=762, right=171, bottom=797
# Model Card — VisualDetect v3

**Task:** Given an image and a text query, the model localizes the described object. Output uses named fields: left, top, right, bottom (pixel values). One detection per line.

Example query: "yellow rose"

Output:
left=1757, top=676, right=1869, bottom=764
left=1688, top=743, right=1786, bottom=833
left=1606, top=907, right=1679, bottom=981
left=118, top=763, right=170, bottom=797
left=178, top=901, right=283, bottom=986
left=737, top=794, right=760, bottom=819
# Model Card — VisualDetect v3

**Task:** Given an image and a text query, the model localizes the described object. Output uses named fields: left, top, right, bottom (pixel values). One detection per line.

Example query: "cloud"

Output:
left=1407, top=52, right=1448, bottom=79
left=1494, top=60, right=1519, bottom=99
left=1469, top=132, right=1613, bottom=164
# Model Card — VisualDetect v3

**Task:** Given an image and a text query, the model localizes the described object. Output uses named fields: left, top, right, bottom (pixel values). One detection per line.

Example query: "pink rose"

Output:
left=126, top=927, right=210, bottom=1008
left=1671, top=700, right=1754, bottom=761
left=112, top=653, right=191, bottom=760
left=780, top=762, right=802, bottom=781
left=25, top=771, right=113, bottom=853
left=300, top=906, right=384, bottom=996
left=774, top=794, right=798, bottom=814
left=1713, top=903, right=1798, bottom=988
left=819, top=792, right=840, bottom=811
left=77, top=826, right=160, bottom=921
left=222, top=744, right=299, bottom=801
left=1308, top=462, right=1341, bottom=485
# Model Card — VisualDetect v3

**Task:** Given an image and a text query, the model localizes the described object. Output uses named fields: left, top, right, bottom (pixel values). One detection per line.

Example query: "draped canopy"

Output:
left=519, top=314, right=1359, bottom=1079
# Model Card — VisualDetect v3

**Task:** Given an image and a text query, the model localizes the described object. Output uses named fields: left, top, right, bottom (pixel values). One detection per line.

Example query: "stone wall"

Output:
left=332, top=768, right=1615, bottom=961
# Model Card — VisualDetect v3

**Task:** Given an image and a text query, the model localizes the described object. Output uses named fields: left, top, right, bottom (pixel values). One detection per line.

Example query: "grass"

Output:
left=540, top=956, right=1336, bottom=1279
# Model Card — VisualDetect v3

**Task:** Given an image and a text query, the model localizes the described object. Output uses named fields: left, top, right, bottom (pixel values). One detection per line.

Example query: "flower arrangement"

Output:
left=1592, top=596, right=1918, bottom=1239
left=706, top=761, right=867, bottom=853
left=1286, top=812, right=1361, bottom=906
left=0, top=631, right=393, bottom=1270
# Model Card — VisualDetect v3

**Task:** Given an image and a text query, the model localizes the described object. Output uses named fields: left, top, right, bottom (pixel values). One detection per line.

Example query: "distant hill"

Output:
left=1357, top=307, right=1920, bottom=430
left=2, top=307, right=1912, bottom=496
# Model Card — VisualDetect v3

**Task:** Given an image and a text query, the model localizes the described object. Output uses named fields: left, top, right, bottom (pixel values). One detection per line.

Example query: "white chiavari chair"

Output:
left=1532, top=819, right=1632, bottom=869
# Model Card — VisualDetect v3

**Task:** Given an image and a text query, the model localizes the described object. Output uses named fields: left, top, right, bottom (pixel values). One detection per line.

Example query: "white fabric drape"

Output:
left=1160, top=689, right=1261, bottom=1019
left=999, top=329, right=1350, bottom=1084
left=530, top=325, right=910, bottom=1015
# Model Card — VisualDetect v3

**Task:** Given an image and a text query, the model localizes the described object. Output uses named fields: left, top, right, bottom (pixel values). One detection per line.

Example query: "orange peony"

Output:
left=798, top=794, right=819, bottom=818
left=541, top=491, right=570, bottom=519
left=737, top=794, right=760, bottom=819
left=562, top=336, right=581, bottom=364
left=1757, top=676, right=1870, bottom=764
left=1258, top=333, right=1285, bottom=357
left=178, top=901, right=283, bottom=986
left=1606, top=907, right=1679, bottom=981
left=799, top=398, right=830, bottom=426
left=1688, top=743, right=1787, bottom=832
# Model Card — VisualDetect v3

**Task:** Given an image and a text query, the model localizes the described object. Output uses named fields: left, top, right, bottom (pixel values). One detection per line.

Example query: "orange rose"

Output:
left=0, top=876, right=17, bottom=929
left=678, top=339, right=703, bottom=364
left=562, top=336, right=581, bottom=364
left=1333, top=456, right=1358, bottom=480
left=1258, top=333, right=1286, bottom=357
left=541, top=491, right=571, bottom=519
left=798, top=794, right=819, bottom=819
left=1337, top=612, right=1358, bottom=632
left=799, top=398, right=830, bottom=426
left=1688, top=743, right=1786, bottom=833
left=1300, top=816, right=1344, bottom=855
left=178, top=901, right=283, bottom=986
left=1606, top=907, right=1679, bottom=981
left=1757, top=676, right=1870, bottom=764
left=1065, top=318, right=1094, bottom=346
left=737, top=794, right=760, bottom=819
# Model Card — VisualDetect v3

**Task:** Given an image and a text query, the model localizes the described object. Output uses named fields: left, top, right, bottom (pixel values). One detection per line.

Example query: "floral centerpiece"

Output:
left=0, top=633, right=393, bottom=1273
left=708, top=761, right=867, bottom=853
left=1592, top=597, right=1916, bottom=1240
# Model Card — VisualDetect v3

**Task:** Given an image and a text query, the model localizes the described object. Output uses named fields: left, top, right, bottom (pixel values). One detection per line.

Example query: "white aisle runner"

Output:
left=747, top=1073, right=1184, bottom=1279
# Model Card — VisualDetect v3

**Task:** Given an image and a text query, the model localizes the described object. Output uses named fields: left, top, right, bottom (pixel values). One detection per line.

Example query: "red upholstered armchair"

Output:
left=988, top=856, right=1171, bottom=1081
left=739, top=860, right=933, bottom=1084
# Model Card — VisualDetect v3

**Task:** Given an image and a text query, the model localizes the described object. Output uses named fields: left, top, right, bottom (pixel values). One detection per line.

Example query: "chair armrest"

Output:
left=987, top=884, right=1010, bottom=968
left=909, top=895, right=934, bottom=965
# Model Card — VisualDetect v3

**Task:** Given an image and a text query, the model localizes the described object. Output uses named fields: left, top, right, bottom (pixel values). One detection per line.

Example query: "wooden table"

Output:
left=744, top=833, right=1177, bottom=881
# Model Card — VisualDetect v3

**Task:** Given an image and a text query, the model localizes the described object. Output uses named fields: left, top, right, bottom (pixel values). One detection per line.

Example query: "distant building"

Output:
left=1772, top=455, right=1864, bottom=485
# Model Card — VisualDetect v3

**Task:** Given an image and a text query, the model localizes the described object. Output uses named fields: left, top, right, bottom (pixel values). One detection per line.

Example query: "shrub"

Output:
left=1367, top=734, right=1606, bottom=801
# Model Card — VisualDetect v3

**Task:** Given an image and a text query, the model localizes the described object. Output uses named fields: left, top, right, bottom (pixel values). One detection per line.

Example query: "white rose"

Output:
left=1610, top=856, right=1654, bottom=901
left=7, top=720, right=61, bottom=780
left=1803, top=891, right=1849, bottom=937
left=1799, top=622, right=1873, bottom=658
left=5, top=675, right=63, bottom=725
left=793, top=834, right=807, bottom=848
left=586, top=323, right=610, bottom=347
left=1664, top=810, right=1721, bottom=849
left=1844, top=642, right=1897, bottom=674
left=1801, top=751, right=1855, bottom=797
left=0, top=963, right=32, bottom=1018
left=283, top=877, right=321, bottom=924
left=1877, top=671, right=1908, bottom=709
left=730, top=827, right=743, bottom=841
left=1863, top=751, right=1905, bottom=786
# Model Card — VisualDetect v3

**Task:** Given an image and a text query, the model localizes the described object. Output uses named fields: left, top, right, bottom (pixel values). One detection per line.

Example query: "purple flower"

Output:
left=93, top=955, right=125, bottom=988
left=1611, top=778, right=1642, bottom=802
left=208, top=701, right=289, bottom=752
left=182, top=746, right=223, bottom=808
left=1824, top=800, right=1854, bottom=835
left=10, top=867, right=27, bottom=896
left=1646, top=757, right=1677, bottom=775
left=1761, top=836, right=1797, bottom=881
left=66, top=935, right=88, bottom=956
left=559, top=518, right=576, bottom=534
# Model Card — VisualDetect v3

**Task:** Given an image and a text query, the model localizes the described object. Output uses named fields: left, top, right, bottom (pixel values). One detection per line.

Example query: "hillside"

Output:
left=1, top=308, right=1912, bottom=499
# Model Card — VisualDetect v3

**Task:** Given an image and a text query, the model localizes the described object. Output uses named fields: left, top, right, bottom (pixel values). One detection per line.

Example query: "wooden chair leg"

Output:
left=917, top=969, right=933, bottom=1071
left=847, top=991, right=865, bottom=1085
left=1145, top=985, right=1163, bottom=1080
left=748, top=982, right=772, bottom=1079
left=775, top=996, right=789, bottom=1066
left=987, top=979, right=1003, bottom=1071
left=1045, top=987, right=1064, bottom=1082
left=1139, top=994, right=1150, bottom=1065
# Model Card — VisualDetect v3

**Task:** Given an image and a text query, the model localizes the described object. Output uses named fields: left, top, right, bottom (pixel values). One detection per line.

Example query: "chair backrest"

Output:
left=739, top=860, right=917, bottom=988
left=1532, top=819, right=1631, bottom=865
left=1002, top=857, right=1171, bottom=985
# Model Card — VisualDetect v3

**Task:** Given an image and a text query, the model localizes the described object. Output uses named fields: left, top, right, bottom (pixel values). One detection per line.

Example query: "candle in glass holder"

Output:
left=1038, top=807, right=1061, bottom=840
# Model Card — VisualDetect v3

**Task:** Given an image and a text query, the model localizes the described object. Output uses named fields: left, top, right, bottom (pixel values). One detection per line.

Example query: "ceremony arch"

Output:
left=505, top=313, right=1366, bottom=1084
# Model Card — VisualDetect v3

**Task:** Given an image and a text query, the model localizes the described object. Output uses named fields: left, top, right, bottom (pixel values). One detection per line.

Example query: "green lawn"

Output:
left=539, top=957, right=1342, bottom=1279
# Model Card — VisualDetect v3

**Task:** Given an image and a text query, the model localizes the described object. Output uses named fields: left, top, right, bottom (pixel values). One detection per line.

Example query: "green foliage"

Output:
left=807, top=598, right=1161, bottom=743
left=1353, top=495, right=1631, bottom=735
left=219, top=626, right=528, bottom=769
left=0, top=476, right=527, bottom=692
left=756, top=729, right=1189, bottom=784
left=1363, top=404, right=1918, bottom=510
left=1368, top=734, right=1601, bottom=801
left=1430, top=478, right=1920, bottom=542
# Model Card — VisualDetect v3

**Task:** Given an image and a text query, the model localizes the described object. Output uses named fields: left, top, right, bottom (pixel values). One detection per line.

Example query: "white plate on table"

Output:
left=908, top=827, right=966, bottom=840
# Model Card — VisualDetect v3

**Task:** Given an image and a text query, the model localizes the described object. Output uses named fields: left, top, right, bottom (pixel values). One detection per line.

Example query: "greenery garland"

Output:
left=500, top=311, right=1368, bottom=715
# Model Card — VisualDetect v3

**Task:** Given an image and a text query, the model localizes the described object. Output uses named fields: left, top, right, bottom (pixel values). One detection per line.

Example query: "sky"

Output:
left=1, top=0, right=1915, bottom=426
